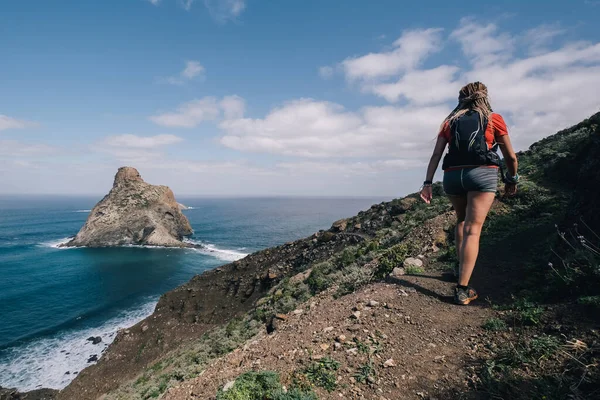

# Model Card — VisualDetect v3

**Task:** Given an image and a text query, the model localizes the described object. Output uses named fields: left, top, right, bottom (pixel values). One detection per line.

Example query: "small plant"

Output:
left=216, top=371, right=317, bottom=400
left=405, top=265, right=424, bottom=275
left=482, top=317, right=507, bottom=331
left=577, top=295, right=600, bottom=308
left=354, top=361, right=375, bottom=384
left=507, top=298, right=544, bottom=325
left=303, top=356, right=340, bottom=392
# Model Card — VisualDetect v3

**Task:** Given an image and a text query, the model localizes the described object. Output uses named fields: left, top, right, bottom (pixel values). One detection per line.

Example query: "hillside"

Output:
left=13, top=112, right=599, bottom=400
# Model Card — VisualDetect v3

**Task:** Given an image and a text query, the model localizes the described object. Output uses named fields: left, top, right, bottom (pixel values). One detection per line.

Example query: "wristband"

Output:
left=423, top=180, right=432, bottom=186
left=504, top=172, right=519, bottom=184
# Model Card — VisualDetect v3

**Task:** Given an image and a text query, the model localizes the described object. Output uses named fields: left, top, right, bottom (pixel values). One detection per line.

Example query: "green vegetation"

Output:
left=107, top=318, right=261, bottom=400
left=354, top=361, right=375, bottom=384
left=216, top=371, right=317, bottom=400
left=404, top=265, right=424, bottom=275
left=482, top=317, right=507, bottom=331
left=302, top=357, right=340, bottom=392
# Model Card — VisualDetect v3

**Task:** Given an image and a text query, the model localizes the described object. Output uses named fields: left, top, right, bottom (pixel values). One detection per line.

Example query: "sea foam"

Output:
left=0, top=300, right=157, bottom=391
left=184, top=239, right=248, bottom=262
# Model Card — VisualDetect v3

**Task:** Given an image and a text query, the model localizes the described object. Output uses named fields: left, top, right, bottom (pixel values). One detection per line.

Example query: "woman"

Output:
left=420, top=82, right=519, bottom=305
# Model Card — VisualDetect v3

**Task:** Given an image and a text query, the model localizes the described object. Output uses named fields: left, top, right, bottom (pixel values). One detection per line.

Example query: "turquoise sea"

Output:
left=0, top=195, right=386, bottom=391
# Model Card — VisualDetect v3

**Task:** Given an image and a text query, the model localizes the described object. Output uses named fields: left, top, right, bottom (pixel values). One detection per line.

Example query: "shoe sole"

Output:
left=456, top=294, right=478, bottom=305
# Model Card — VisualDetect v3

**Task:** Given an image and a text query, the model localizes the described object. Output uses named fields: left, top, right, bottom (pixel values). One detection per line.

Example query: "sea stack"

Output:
left=63, top=167, right=193, bottom=248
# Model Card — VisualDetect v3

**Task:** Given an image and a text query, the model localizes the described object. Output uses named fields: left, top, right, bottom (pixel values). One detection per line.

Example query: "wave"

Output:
left=39, top=238, right=248, bottom=262
left=40, top=237, right=73, bottom=249
left=0, top=299, right=157, bottom=391
left=184, top=239, right=248, bottom=262
left=73, top=210, right=91, bottom=213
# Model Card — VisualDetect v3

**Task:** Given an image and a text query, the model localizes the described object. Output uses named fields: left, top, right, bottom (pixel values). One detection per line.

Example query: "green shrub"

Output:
left=482, top=318, right=507, bottom=331
left=354, top=361, right=375, bottom=384
left=303, top=357, right=340, bottom=392
left=305, top=262, right=334, bottom=294
left=216, top=371, right=317, bottom=400
left=404, top=265, right=424, bottom=275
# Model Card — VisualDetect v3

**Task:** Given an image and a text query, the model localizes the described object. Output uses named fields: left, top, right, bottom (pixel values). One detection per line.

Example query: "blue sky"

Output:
left=1, top=0, right=599, bottom=196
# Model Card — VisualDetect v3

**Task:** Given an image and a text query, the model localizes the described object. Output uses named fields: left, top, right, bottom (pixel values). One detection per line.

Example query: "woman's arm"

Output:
left=497, top=134, right=518, bottom=176
left=420, top=135, right=447, bottom=203
left=496, top=134, right=518, bottom=195
left=425, top=135, right=448, bottom=182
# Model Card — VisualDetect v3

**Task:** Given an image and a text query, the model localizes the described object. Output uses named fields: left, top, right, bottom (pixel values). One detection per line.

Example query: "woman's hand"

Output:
left=420, top=185, right=433, bottom=204
left=504, top=183, right=517, bottom=196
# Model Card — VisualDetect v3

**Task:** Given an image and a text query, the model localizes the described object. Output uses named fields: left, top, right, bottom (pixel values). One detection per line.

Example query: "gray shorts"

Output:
left=443, top=167, right=499, bottom=196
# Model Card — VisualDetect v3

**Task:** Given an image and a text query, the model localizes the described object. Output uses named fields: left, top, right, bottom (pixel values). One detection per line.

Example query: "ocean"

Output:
left=0, top=195, right=386, bottom=391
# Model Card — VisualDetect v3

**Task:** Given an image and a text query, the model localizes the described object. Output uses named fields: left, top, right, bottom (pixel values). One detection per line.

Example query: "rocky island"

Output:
left=62, top=167, right=193, bottom=248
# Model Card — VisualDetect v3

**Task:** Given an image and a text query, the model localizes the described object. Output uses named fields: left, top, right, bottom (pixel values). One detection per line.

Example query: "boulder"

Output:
left=331, top=219, right=348, bottom=232
left=63, top=167, right=193, bottom=248
left=403, top=257, right=423, bottom=268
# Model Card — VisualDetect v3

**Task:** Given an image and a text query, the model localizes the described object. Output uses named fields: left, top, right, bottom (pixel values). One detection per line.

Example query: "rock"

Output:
left=62, top=167, right=193, bottom=248
left=222, top=381, right=235, bottom=392
left=141, top=325, right=149, bottom=333
left=336, top=334, right=347, bottom=343
left=367, top=376, right=376, bottom=384
left=320, top=344, right=330, bottom=351
left=399, top=289, right=409, bottom=297
left=87, top=336, right=102, bottom=345
left=403, top=257, right=423, bottom=268
left=292, top=309, right=303, bottom=315
left=390, top=267, right=405, bottom=278
left=351, top=311, right=361, bottom=319
left=354, top=223, right=362, bottom=230
left=383, top=358, right=397, bottom=368
left=331, top=219, right=348, bottom=232
left=323, top=326, right=334, bottom=333
left=367, top=300, right=379, bottom=307
left=87, top=355, right=98, bottom=363
left=317, top=231, right=335, bottom=243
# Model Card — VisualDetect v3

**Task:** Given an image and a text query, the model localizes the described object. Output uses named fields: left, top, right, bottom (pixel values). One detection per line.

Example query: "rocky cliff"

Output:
left=63, top=167, right=193, bottom=248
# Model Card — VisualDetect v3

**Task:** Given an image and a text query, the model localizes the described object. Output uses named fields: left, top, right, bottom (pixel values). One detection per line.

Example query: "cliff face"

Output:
left=64, top=167, right=193, bottom=248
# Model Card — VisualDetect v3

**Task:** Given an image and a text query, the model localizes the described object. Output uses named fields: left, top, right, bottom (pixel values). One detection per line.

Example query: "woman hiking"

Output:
left=420, top=82, right=519, bottom=305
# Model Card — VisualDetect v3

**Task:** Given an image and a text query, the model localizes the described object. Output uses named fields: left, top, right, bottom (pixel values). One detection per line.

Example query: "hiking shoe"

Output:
left=454, top=286, right=478, bottom=305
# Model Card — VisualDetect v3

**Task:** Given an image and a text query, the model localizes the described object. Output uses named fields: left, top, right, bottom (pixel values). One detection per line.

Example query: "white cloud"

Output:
left=181, top=0, right=195, bottom=11
left=0, top=115, right=38, bottom=131
left=217, top=20, right=600, bottom=162
left=164, top=61, right=205, bottom=85
left=451, top=18, right=514, bottom=67
left=319, top=66, right=334, bottom=79
left=150, top=97, right=221, bottom=127
left=103, top=134, right=183, bottom=149
left=0, top=140, right=55, bottom=156
left=203, top=0, right=246, bottom=22
left=522, top=24, right=565, bottom=55
left=367, top=65, right=460, bottom=104
left=147, top=0, right=161, bottom=5
left=341, top=28, right=443, bottom=81
left=219, top=98, right=449, bottom=158
left=220, top=95, right=246, bottom=119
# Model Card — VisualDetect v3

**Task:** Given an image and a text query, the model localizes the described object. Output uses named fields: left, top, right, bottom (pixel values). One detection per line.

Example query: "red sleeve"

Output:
left=438, top=121, right=450, bottom=141
left=492, top=113, right=508, bottom=138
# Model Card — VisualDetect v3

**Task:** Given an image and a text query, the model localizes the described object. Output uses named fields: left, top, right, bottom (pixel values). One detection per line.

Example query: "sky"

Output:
left=1, top=0, right=599, bottom=197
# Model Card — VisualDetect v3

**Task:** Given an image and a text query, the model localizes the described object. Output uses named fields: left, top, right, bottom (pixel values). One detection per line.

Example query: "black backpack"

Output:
left=441, top=111, right=500, bottom=170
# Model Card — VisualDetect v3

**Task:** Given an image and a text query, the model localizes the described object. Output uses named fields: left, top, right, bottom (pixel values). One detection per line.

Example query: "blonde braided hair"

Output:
left=444, top=82, right=493, bottom=129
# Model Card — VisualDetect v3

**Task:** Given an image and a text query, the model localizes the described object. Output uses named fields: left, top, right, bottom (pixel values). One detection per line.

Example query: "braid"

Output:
left=444, top=82, right=493, bottom=129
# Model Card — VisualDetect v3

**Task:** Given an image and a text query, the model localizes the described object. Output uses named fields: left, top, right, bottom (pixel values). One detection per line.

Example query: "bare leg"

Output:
left=458, top=192, right=496, bottom=286
left=447, top=195, right=467, bottom=274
